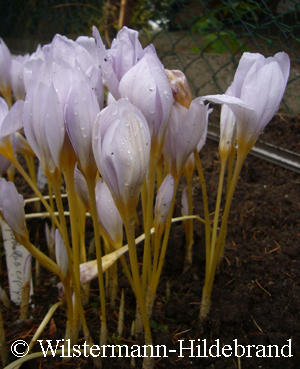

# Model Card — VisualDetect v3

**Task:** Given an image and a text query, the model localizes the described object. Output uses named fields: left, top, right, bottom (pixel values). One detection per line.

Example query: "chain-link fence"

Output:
left=1, top=0, right=299, bottom=114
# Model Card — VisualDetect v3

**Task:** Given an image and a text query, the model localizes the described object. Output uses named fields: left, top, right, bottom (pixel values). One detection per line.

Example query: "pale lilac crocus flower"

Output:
left=0, top=97, right=25, bottom=165
left=47, top=34, right=104, bottom=108
left=0, top=38, right=12, bottom=105
left=204, top=52, right=290, bottom=155
left=64, top=75, right=100, bottom=179
left=92, top=26, right=145, bottom=100
left=163, top=97, right=211, bottom=179
left=55, top=229, right=68, bottom=280
left=119, top=49, right=173, bottom=152
left=93, top=98, right=151, bottom=220
left=154, top=174, right=174, bottom=233
left=74, top=165, right=90, bottom=211
left=95, top=179, right=123, bottom=246
left=23, top=61, right=68, bottom=177
left=10, top=54, right=29, bottom=101
left=0, top=178, right=28, bottom=239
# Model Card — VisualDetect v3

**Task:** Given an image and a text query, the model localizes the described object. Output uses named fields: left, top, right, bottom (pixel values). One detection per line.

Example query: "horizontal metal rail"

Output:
left=207, top=124, right=300, bottom=174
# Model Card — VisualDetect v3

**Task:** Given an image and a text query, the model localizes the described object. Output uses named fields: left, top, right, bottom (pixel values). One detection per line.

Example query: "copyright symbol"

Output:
left=11, top=340, right=29, bottom=357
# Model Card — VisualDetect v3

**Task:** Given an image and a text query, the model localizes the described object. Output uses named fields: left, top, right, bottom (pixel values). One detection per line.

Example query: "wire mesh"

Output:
left=1, top=0, right=299, bottom=115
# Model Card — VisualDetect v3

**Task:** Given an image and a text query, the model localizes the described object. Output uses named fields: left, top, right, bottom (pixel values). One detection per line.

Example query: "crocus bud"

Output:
left=0, top=38, right=12, bottom=102
left=165, top=69, right=193, bottom=109
left=65, top=76, right=100, bottom=179
left=45, top=223, right=55, bottom=261
left=95, top=179, right=123, bottom=245
left=93, top=26, right=144, bottom=100
left=93, top=98, right=151, bottom=220
left=10, top=54, right=29, bottom=100
left=154, top=174, right=174, bottom=233
left=48, top=34, right=95, bottom=74
left=55, top=229, right=68, bottom=280
left=80, top=246, right=129, bottom=284
left=204, top=52, right=290, bottom=153
left=23, top=254, right=32, bottom=286
left=118, top=50, right=173, bottom=150
left=23, top=81, right=65, bottom=176
left=74, top=165, right=90, bottom=210
left=0, top=178, right=28, bottom=239
left=219, top=87, right=237, bottom=160
left=163, top=97, right=211, bottom=178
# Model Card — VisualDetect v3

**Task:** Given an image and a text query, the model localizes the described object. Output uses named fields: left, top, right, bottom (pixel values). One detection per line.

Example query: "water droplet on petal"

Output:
left=74, top=111, right=78, bottom=116
left=111, top=107, right=118, bottom=116
left=234, top=142, right=238, bottom=148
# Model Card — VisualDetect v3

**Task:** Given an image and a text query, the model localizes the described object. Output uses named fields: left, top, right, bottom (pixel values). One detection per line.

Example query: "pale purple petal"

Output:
left=95, top=179, right=123, bottom=244
left=65, top=78, right=100, bottom=175
left=1, top=100, right=24, bottom=137
left=0, top=178, right=27, bottom=237
left=55, top=229, right=68, bottom=280
left=0, top=38, right=11, bottom=91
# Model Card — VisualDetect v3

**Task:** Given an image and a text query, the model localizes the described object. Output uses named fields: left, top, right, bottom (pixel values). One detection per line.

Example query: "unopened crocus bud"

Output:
left=45, top=223, right=55, bottom=260
left=74, top=166, right=90, bottom=211
left=55, top=229, right=68, bottom=280
left=219, top=88, right=236, bottom=160
left=119, top=50, right=173, bottom=151
left=23, top=81, right=65, bottom=176
left=163, top=97, right=211, bottom=178
left=95, top=179, right=123, bottom=246
left=0, top=38, right=12, bottom=104
left=80, top=246, right=129, bottom=284
left=93, top=98, right=151, bottom=220
left=0, top=178, right=28, bottom=239
left=93, top=26, right=144, bottom=100
left=165, top=69, right=193, bottom=109
left=154, top=174, right=174, bottom=233
left=65, top=76, right=100, bottom=179
left=23, top=254, right=32, bottom=286
left=11, top=54, right=29, bottom=100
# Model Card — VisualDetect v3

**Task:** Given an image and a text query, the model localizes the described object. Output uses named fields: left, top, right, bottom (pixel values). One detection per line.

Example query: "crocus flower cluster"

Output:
left=0, top=27, right=290, bottom=369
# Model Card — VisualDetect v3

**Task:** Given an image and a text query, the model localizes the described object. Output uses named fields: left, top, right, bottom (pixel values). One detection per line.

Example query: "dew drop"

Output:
left=111, top=107, right=118, bottom=116
left=74, top=111, right=78, bottom=116
left=234, top=142, right=238, bottom=148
